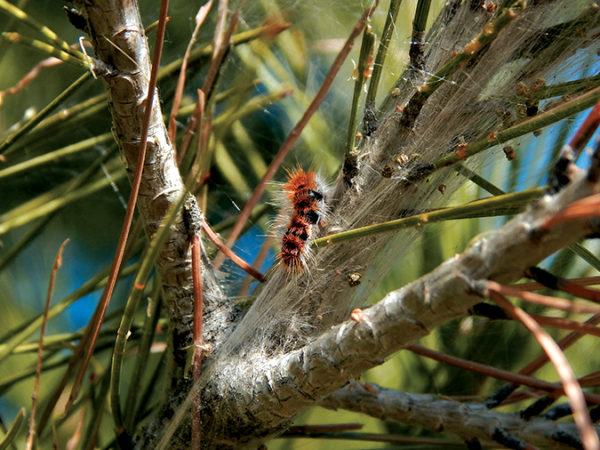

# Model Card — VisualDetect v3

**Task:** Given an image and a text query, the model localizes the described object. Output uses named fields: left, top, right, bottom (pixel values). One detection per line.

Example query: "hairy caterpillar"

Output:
left=279, top=167, right=326, bottom=272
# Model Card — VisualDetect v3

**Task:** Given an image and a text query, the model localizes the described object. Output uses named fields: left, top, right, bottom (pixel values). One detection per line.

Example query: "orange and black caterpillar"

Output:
left=280, top=168, right=325, bottom=272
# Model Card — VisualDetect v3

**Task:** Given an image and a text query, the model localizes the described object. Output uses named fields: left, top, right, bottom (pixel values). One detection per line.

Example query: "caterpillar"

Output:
left=279, top=167, right=325, bottom=272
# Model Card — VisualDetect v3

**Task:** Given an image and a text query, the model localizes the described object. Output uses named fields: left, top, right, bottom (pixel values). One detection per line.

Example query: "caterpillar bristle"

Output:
left=279, top=167, right=325, bottom=273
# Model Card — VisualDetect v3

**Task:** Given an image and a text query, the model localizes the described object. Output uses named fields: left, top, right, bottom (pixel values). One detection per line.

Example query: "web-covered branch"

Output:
left=162, top=157, right=600, bottom=447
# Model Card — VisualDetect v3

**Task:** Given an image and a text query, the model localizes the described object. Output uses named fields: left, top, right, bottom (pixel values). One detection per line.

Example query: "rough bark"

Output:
left=72, top=0, right=238, bottom=364
left=322, top=382, right=594, bottom=449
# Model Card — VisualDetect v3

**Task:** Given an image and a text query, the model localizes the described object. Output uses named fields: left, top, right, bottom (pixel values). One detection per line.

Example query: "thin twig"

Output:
left=26, top=239, right=69, bottom=450
left=487, top=287, right=599, bottom=450
left=556, top=98, right=600, bottom=168
left=525, top=268, right=600, bottom=303
left=201, top=0, right=237, bottom=101
left=406, top=345, right=600, bottom=405
left=474, top=301, right=600, bottom=337
left=188, top=89, right=211, bottom=202
left=191, top=235, right=204, bottom=377
left=579, top=370, right=600, bottom=388
left=489, top=282, right=600, bottom=312
left=512, top=276, right=600, bottom=292
left=486, top=312, right=600, bottom=409
left=528, top=314, right=600, bottom=338
left=408, top=0, right=431, bottom=72
left=167, top=0, right=213, bottom=146
left=191, top=234, right=203, bottom=450
left=521, top=313, right=600, bottom=378
left=541, top=193, right=600, bottom=231
left=201, top=220, right=266, bottom=282
left=177, top=89, right=206, bottom=168
left=237, top=235, right=275, bottom=297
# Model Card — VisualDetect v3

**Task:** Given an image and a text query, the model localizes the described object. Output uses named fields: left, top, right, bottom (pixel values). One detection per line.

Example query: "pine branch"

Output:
left=160, top=159, right=600, bottom=447
left=70, top=0, right=237, bottom=365
left=321, top=382, right=592, bottom=449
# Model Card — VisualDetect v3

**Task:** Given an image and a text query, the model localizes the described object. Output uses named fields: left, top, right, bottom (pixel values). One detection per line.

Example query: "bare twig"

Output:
left=521, top=313, right=600, bottom=378
left=526, top=315, right=600, bottom=338
left=486, top=312, right=600, bottom=410
left=188, top=89, right=211, bottom=205
left=486, top=286, right=598, bottom=450
left=26, top=239, right=69, bottom=450
left=201, top=0, right=237, bottom=101
left=237, top=235, right=275, bottom=297
left=551, top=99, right=600, bottom=189
left=514, top=276, right=600, bottom=292
left=200, top=220, right=266, bottom=282
left=407, top=344, right=600, bottom=405
left=487, top=282, right=600, bottom=313
left=178, top=89, right=206, bottom=168
left=167, top=1, right=213, bottom=146
left=525, top=268, right=600, bottom=304
left=191, top=233, right=204, bottom=450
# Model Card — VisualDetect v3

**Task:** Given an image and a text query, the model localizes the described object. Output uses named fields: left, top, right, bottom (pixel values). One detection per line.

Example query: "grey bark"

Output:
left=321, top=382, right=596, bottom=449
left=72, top=0, right=238, bottom=367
